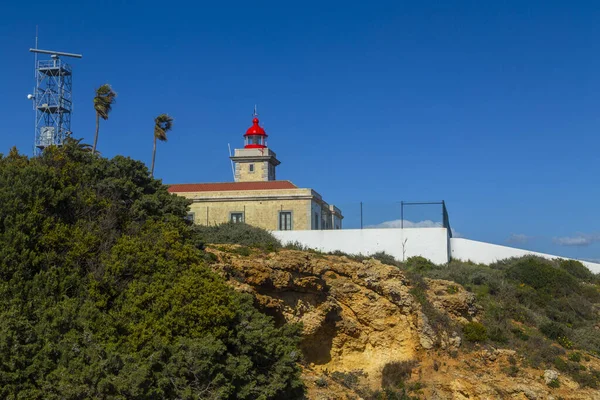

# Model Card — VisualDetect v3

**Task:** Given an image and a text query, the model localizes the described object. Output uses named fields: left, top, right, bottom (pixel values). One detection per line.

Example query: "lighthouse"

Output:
left=168, top=108, right=343, bottom=231
left=230, top=112, right=281, bottom=182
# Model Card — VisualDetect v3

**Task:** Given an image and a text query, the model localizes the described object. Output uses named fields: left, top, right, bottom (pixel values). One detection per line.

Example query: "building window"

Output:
left=279, top=211, right=292, bottom=230
left=314, top=212, right=319, bottom=230
left=246, top=135, right=264, bottom=146
left=249, top=164, right=254, bottom=172
left=185, top=212, right=195, bottom=223
left=230, top=212, right=244, bottom=223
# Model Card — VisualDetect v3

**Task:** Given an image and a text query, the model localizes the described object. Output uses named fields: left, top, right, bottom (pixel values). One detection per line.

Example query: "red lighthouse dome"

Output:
left=244, top=116, right=268, bottom=149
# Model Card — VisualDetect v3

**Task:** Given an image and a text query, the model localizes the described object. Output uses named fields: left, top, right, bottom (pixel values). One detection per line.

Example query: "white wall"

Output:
left=273, top=228, right=450, bottom=265
left=451, top=238, right=600, bottom=274
left=272, top=229, right=600, bottom=274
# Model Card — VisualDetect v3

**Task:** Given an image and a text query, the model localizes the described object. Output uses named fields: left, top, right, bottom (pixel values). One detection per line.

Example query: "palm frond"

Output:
left=94, top=84, right=117, bottom=120
left=154, top=114, right=174, bottom=141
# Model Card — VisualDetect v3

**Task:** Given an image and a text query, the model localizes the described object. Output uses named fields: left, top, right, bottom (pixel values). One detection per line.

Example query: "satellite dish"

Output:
left=27, top=94, right=34, bottom=100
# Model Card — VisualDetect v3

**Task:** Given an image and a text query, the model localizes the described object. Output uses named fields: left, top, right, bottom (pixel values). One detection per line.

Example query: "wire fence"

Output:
left=334, top=200, right=452, bottom=237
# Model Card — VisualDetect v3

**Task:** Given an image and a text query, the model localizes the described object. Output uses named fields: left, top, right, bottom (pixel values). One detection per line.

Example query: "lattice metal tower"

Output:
left=29, top=48, right=82, bottom=154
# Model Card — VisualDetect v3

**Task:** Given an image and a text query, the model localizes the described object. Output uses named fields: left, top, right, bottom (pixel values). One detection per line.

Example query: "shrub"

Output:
left=554, top=357, right=568, bottom=372
left=406, top=256, right=435, bottom=272
left=540, top=321, right=568, bottom=340
left=283, top=241, right=309, bottom=251
left=571, top=327, right=600, bottom=355
left=381, top=360, right=418, bottom=388
left=315, top=376, right=328, bottom=388
left=463, top=322, right=487, bottom=342
left=505, top=365, right=519, bottom=377
left=330, top=371, right=362, bottom=389
left=0, top=143, right=304, bottom=399
left=446, top=285, right=459, bottom=294
left=232, top=245, right=252, bottom=256
left=511, top=327, right=529, bottom=341
left=371, top=251, right=403, bottom=268
left=193, top=222, right=281, bottom=251
left=558, top=336, right=574, bottom=349
left=505, top=256, right=579, bottom=297
left=328, top=250, right=368, bottom=262
left=485, top=319, right=509, bottom=344
left=558, top=259, right=595, bottom=282
left=571, top=371, right=599, bottom=389
left=547, top=378, right=560, bottom=388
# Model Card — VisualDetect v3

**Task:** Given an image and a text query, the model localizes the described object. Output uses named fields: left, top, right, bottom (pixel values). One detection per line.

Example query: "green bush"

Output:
left=540, top=321, right=568, bottom=340
left=547, top=378, right=560, bottom=388
left=371, top=251, right=403, bottom=268
left=511, top=327, right=530, bottom=341
left=0, top=142, right=304, bottom=399
left=505, top=365, right=519, bottom=377
left=283, top=241, right=310, bottom=251
left=194, top=221, right=281, bottom=252
left=232, top=245, right=252, bottom=256
left=405, top=256, right=435, bottom=272
left=463, top=322, right=487, bottom=342
left=330, top=371, right=361, bottom=390
left=571, top=327, right=600, bottom=355
left=554, top=357, right=568, bottom=372
left=571, top=371, right=599, bottom=389
left=505, top=256, right=579, bottom=297
left=381, top=360, right=418, bottom=388
left=558, top=259, right=595, bottom=282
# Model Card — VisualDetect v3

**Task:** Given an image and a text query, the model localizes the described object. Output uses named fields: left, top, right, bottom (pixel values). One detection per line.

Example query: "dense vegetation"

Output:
left=402, top=255, right=600, bottom=388
left=0, top=141, right=303, bottom=399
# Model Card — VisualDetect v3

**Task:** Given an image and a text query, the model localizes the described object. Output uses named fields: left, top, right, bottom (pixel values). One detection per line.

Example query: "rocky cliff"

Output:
left=207, top=246, right=600, bottom=399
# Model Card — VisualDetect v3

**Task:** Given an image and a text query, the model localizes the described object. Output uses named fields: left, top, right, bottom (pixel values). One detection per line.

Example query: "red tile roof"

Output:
left=167, top=180, right=298, bottom=193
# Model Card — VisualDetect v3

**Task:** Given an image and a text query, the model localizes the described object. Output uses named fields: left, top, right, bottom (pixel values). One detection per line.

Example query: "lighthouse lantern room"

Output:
left=230, top=109, right=281, bottom=182
left=244, top=117, right=268, bottom=148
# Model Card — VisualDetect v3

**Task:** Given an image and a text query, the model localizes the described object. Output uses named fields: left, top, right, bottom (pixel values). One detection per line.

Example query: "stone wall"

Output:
left=235, top=160, right=271, bottom=182
left=188, top=197, right=312, bottom=230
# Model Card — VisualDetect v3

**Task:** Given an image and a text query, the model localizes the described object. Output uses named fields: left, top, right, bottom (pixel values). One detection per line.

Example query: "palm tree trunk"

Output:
left=151, top=135, right=157, bottom=177
left=92, top=113, right=100, bottom=155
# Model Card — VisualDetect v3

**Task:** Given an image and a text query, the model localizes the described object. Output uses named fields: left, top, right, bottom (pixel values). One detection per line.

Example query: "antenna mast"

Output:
left=228, top=143, right=235, bottom=179
left=28, top=46, right=82, bottom=155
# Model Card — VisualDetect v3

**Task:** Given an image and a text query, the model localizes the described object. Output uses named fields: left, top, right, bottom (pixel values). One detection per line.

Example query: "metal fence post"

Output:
left=360, top=202, right=363, bottom=229
left=401, top=201, right=404, bottom=229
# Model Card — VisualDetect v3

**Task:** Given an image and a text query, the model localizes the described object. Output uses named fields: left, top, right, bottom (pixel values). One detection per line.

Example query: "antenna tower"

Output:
left=29, top=46, right=82, bottom=154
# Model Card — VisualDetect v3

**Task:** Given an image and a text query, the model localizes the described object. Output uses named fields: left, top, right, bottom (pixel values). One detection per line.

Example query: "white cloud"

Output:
left=507, top=233, right=530, bottom=244
left=366, top=219, right=463, bottom=237
left=553, top=234, right=600, bottom=247
left=367, top=219, right=441, bottom=229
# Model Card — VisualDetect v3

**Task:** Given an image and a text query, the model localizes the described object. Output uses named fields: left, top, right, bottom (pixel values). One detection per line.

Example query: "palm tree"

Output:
left=151, top=114, right=173, bottom=177
left=92, top=84, right=117, bottom=154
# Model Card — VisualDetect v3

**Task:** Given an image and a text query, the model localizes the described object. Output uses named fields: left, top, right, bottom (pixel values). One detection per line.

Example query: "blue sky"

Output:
left=1, top=0, right=599, bottom=261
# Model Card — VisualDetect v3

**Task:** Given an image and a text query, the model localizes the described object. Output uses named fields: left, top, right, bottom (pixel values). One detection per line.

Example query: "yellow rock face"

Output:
left=207, top=246, right=600, bottom=400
